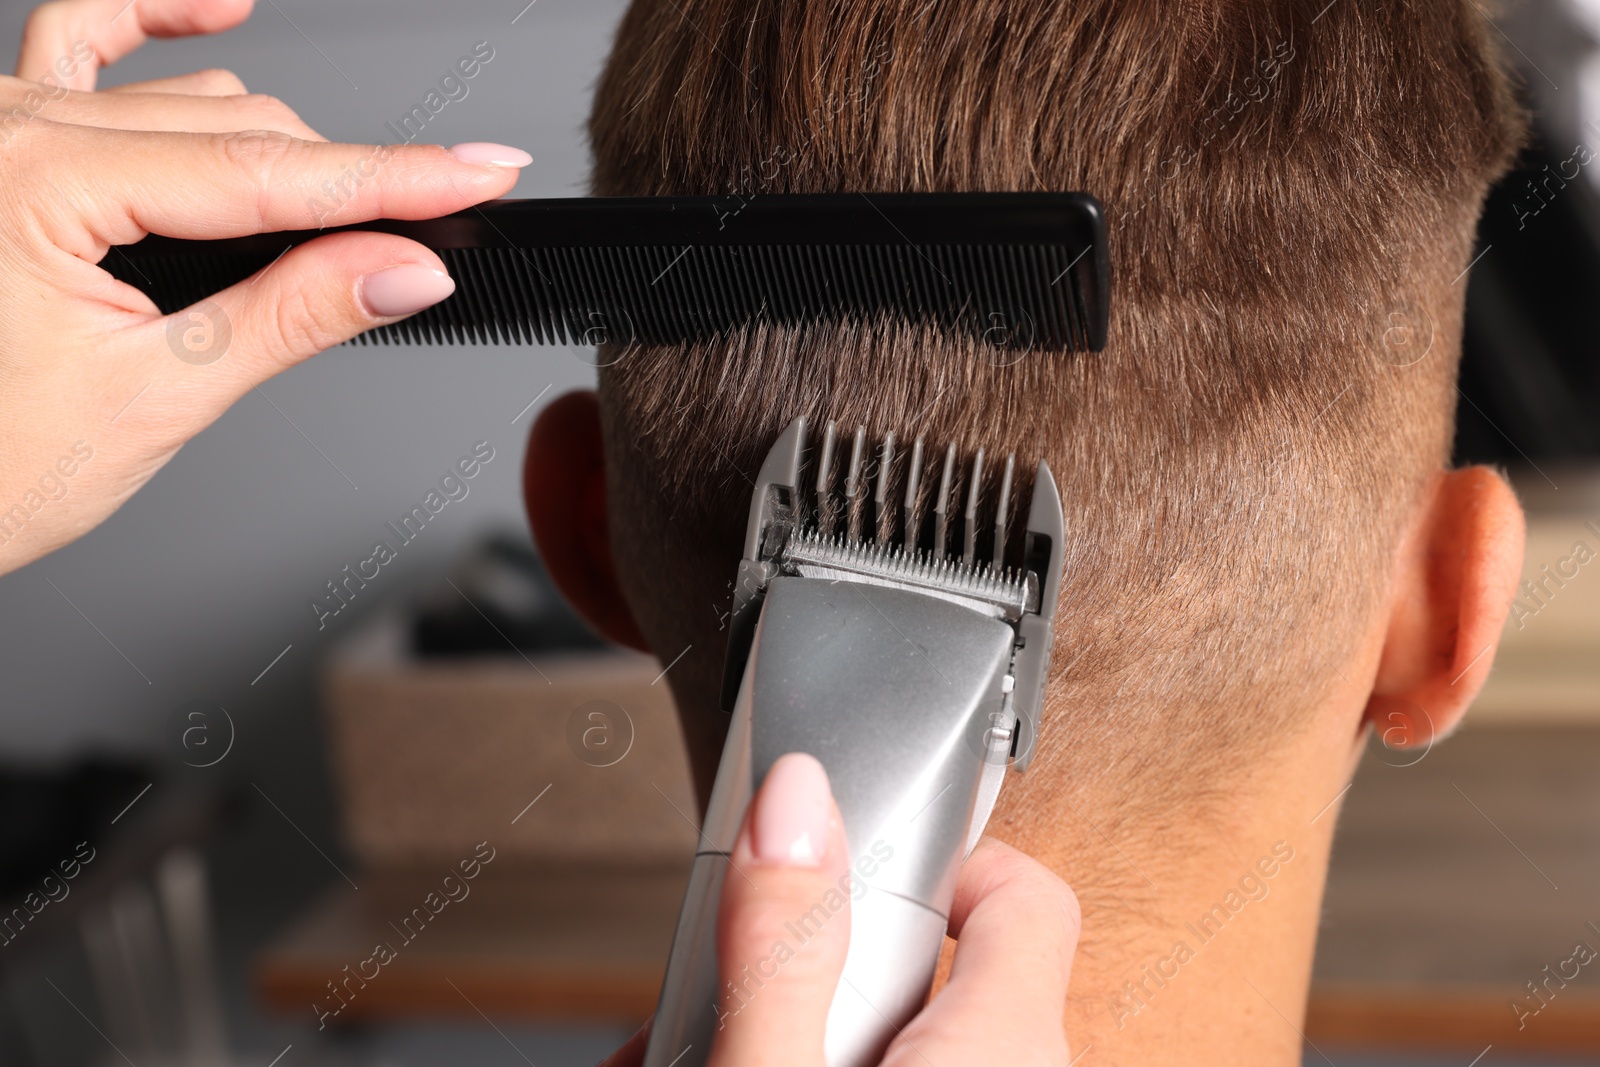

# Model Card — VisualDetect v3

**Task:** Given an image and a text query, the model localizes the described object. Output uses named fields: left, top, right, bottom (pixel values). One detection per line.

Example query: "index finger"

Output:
left=944, top=839, right=1079, bottom=995
left=16, top=0, right=253, bottom=90
left=25, top=123, right=529, bottom=249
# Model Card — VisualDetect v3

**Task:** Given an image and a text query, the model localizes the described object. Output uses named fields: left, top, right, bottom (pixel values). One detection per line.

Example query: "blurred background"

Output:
left=0, top=0, right=1595, bottom=1065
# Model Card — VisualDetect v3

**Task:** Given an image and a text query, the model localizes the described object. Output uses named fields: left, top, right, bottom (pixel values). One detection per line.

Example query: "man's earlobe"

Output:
left=521, top=390, right=650, bottom=652
left=1365, top=466, right=1526, bottom=747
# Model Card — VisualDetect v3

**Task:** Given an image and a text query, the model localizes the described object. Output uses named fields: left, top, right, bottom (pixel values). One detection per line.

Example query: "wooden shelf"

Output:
left=1308, top=725, right=1600, bottom=1050
left=1308, top=986, right=1600, bottom=1051
left=255, top=865, right=689, bottom=1026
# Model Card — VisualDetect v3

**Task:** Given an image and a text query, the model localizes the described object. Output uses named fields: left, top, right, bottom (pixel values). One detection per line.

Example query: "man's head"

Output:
left=526, top=0, right=1526, bottom=842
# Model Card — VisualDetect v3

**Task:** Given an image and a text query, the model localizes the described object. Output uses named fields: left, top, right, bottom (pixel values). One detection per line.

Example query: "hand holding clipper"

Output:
left=608, top=755, right=1082, bottom=1067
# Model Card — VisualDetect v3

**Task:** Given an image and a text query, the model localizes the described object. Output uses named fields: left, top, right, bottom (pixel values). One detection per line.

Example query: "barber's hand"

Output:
left=0, top=0, right=529, bottom=576
left=601, top=753, right=1081, bottom=1067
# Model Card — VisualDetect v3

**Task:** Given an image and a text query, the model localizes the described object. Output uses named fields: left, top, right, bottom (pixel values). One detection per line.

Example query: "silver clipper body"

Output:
left=642, top=417, right=1064, bottom=1067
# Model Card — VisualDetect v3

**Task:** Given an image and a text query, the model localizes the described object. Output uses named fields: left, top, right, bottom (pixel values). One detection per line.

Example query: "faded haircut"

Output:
left=586, top=0, right=1525, bottom=807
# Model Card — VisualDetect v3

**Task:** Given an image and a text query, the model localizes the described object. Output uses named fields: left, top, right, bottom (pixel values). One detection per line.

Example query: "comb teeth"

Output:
left=110, top=244, right=1092, bottom=348
left=101, top=194, right=1109, bottom=352
left=801, top=420, right=1027, bottom=576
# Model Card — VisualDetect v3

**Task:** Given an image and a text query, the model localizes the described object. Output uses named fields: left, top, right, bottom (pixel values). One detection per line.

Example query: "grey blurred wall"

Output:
left=0, top=0, right=626, bottom=761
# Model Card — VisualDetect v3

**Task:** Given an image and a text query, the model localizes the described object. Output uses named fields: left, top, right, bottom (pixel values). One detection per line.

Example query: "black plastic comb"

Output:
left=103, top=193, right=1109, bottom=351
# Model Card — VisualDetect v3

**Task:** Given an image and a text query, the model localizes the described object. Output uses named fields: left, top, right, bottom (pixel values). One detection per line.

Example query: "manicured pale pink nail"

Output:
left=449, top=142, right=533, bottom=167
left=361, top=264, right=455, bottom=317
left=752, top=753, right=832, bottom=867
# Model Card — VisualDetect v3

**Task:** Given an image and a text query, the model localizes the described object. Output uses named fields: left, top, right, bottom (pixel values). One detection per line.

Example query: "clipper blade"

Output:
left=784, top=528, right=1037, bottom=622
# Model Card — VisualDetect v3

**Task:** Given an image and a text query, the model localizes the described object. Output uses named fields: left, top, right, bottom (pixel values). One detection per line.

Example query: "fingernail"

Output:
left=449, top=141, right=533, bottom=168
left=361, top=264, right=455, bottom=317
left=752, top=753, right=832, bottom=867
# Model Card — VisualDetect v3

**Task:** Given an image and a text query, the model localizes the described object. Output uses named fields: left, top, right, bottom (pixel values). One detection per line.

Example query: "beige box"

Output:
left=322, top=607, right=699, bottom=869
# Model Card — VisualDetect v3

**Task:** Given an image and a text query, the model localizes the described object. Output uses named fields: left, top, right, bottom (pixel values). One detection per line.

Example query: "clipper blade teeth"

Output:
left=785, top=529, right=1034, bottom=621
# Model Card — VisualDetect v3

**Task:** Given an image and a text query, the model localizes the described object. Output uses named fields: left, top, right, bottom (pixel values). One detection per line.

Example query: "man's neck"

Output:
left=987, top=732, right=1357, bottom=1067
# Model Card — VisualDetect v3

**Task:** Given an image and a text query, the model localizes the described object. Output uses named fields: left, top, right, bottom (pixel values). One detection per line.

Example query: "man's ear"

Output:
left=522, top=389, right=650, bottom=652
left=1366, top=466, right=1526, bottom=747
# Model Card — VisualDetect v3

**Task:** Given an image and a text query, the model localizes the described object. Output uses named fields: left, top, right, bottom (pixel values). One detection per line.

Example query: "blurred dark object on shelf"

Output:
left=409, top=531, right=606, bottom=658
left=1455, top=0, right=1600, bottom=468
left=0, top=769, right=242, bottom=1067
left=1458, top=133, right=1600, bottom=466
left=0, top=757, right=150, bottom=898
left=0, top=769, right=237, bottom=967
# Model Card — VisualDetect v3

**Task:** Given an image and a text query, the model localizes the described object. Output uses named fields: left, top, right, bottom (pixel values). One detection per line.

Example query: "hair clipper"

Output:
left=642, top=416, right=1064, bottom=1067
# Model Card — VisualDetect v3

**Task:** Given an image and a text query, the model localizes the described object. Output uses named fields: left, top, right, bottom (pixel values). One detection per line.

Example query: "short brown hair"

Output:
left=588, top=0, right=1524, bottom=810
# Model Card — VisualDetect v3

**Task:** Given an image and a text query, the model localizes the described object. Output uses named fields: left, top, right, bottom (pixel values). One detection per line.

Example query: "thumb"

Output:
left=708, top=753, right=851, bottom=1067
left=146, top=229, right=455, bottom=409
